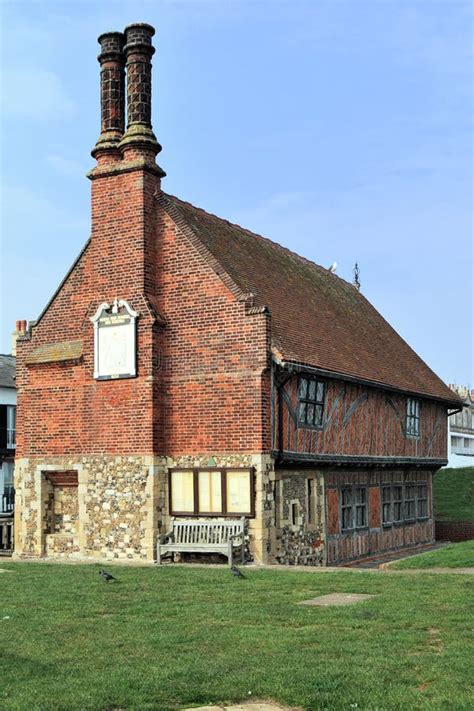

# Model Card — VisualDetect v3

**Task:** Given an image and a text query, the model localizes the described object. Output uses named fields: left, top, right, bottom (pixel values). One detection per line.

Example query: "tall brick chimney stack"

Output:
left=119, top=23, right=164, bottom=170
left=91, top=32, right=126, bottom=164
left=87, top=22, right=165, bottom=298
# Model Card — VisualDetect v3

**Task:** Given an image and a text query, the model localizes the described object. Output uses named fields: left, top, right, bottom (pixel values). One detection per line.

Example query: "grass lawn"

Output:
left=434, top=467, right=474, bottom=521
left=390, top=541, right=474, bottom=569
left=1, top=563, right=473, bottom=711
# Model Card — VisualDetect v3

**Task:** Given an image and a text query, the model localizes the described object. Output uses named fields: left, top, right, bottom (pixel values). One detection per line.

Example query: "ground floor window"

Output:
left=417, top=484, right=428, bottom=519
left=405, top=484, right=416, bottom=521
left=170, top=468, right=254, bottom=517
left=382, top=482, right=428, bottom=526
left=355, top=487, right=367, bottom=527
left=341, top=486, right=367, bottom=531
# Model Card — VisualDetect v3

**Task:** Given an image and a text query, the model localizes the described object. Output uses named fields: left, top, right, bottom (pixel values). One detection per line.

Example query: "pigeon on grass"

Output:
left=230, top=564, right=246, bottom=579
left=99, top=569, right=117, bottom=583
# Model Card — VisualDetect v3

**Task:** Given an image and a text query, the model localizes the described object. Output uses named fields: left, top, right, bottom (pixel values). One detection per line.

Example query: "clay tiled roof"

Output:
left=161, top=193, right=460, bottom=407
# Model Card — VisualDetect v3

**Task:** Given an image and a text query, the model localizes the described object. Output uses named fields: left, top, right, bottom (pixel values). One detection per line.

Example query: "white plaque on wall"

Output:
left=90, top=299, right=138, bottom=380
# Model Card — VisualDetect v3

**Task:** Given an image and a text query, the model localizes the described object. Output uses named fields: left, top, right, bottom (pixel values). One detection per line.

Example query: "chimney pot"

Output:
left=119, top=23, right=163, bottom=167
left=92, top=31, right=126, bottom=161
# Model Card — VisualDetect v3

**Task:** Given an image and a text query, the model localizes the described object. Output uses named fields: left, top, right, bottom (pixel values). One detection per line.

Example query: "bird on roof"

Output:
left=99, top=569, right=117, bottom=583
left=230, top=564, right=246, bottom=579
left=328, top=261, right=337, bottom=273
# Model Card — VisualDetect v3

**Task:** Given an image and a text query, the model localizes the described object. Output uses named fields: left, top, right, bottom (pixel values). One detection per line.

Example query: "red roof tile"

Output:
left=161, top=193, right=461, bottom=406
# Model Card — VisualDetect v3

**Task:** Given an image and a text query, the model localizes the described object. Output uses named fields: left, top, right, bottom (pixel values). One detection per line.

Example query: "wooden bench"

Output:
left=157, top=517, right=246, bottom=566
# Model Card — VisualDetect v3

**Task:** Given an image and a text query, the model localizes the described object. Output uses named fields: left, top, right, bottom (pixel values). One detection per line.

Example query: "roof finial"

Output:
left=353, top=261, right=361, bottom=290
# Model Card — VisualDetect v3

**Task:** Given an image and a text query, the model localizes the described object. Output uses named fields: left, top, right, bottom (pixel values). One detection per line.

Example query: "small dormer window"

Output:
left=406, top=398, right=420, bottom=437
left=298, top=377, right=326, bottom=428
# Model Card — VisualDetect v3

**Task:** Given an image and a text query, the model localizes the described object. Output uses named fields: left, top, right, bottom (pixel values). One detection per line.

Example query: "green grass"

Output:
left=1, top=563, right=473, bottom=710
left=434, top=467, right=474, bottom=521
left=390, top=541, right=474, bottom=569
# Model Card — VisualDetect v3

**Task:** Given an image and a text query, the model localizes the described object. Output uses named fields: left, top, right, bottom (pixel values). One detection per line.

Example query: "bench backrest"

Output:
left=172, top=518, right=244, bottom=545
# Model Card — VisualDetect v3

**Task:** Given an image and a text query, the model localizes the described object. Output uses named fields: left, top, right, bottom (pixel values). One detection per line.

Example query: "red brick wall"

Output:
left=435, top=521, right=474, bottom=542
left=16, top=173, right=271, bottom=458
left=151, top=207, right=271, bottom=454
left=276, top=376, right=447, bottom=459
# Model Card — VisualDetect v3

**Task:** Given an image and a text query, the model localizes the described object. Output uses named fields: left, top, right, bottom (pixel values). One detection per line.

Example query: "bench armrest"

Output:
left=158, top=529, right=175, bottom=544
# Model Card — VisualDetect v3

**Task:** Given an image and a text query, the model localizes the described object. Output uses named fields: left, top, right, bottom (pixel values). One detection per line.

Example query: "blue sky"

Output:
left=1, top=0, right=472, bottom=385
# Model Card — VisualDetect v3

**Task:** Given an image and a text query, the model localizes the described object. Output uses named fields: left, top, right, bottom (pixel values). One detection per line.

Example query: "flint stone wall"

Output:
left=276, top=471, right=325, bottom=566
left=14, top=455, right=157, bottom=561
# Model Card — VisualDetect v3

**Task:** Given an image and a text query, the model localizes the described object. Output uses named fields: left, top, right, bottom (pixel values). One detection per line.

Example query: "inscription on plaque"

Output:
left=90, top=299, right=138, bottom=380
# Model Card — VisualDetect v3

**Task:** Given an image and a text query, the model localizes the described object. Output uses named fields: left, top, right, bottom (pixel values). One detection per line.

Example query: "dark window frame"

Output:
left=341, top=485, right=368, bottom=533
left=381, top=481, right=428, bottom=527
left=417, top=484, right=428, bottom=520
left=406, top=398, right=421, bottom=438
left=404, top=482, right=416, bottom=521
left=169, top=468, right=255, bottom=518
left=392, top=484, right=404, bottom=523
left=355, top=487, right=367, bottom=528
left=382, top=485, right=392, bottom=526
left=297, top=376, right=326, bottom=429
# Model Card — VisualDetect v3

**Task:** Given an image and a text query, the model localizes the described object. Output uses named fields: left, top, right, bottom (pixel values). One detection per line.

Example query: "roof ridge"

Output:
left=162, top=191, right=346, bottom=285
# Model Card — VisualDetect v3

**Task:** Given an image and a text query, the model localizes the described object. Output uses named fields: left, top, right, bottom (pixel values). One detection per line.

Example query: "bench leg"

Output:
left=157, top=543, right=161, bottom=565
left=228, top=540, right=233, bottom=568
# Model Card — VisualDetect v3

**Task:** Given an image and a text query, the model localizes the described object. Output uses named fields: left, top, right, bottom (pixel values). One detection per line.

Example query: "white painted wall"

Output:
left=446, top=418, right=474, bottom=469
left=0, top=386, right=16, bottom=406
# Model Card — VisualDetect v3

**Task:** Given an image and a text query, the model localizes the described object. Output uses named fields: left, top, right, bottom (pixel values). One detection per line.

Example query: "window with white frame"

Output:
left=6, top=406, right=16, bottom=449
left=406, top=398, right=421, bottom=437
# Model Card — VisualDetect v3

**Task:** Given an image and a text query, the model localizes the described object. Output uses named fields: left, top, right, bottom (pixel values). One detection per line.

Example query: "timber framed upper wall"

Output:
left=273, top=372, right=448, bottom=467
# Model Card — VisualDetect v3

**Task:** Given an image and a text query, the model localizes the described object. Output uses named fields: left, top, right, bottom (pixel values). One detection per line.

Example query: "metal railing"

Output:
left=1, top=489, right=14, bottom=514
left=0, top=427, right=16, bottom=449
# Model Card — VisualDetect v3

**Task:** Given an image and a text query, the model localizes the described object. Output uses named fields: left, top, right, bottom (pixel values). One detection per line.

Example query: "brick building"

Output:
left=14, top=24, right=462, bottom=565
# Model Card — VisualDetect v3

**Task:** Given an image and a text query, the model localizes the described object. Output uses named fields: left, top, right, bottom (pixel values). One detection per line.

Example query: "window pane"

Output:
left=394, top=501, right=402, bottom=521
left=298, top=378, right=308, bottom=399
left=382, top=502, right=391, bottom=523
left=356, top=487, right=366, bottom=504
left=307, top=404, right=315, bottom=425
left=226, top=470, right=251, bottom=513
left=342, top=506, right=353, bottom=530
left=308, top=380, right=316, bottom=400
left=315, top=405, right=323, bottom=426
left=198, top=471, right=222, bottom=513
left=356, top=505, right=366, bottom=527
left=171, top=471, right=194, bottom=512
left=7, top=406, right=16, bottom=430
left=341, top=488, right=352, bottom=506
left=316, top=382, right=325, bottom=402
left=299, top=401, right=307, bottom=423
left=3, top=461, right=14, bottom=486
